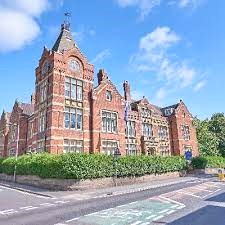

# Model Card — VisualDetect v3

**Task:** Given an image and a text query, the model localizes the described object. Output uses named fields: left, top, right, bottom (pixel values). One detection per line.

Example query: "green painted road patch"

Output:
left=73, top=197, right=184, bottom=225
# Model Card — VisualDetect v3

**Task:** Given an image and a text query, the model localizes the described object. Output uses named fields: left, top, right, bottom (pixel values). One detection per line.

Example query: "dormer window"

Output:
left=106, top=90, right=112, bottom=101
left=141, top=108, right=151, bottom=118
left=165, top=108, right=173, bottom=116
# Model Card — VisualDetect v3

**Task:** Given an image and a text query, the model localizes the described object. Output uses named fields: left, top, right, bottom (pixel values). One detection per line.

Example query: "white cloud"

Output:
left=140, top=26, right=180, bottom=50
left=91, top=49, right=111, bottom=64
left=131, top=90, right=145, bottom=100
left=178, top=0, right=203, bottom=9
left=0, top=0, right=50, bottom=17
left=194, top=80, right=206, bottom=92
left=155, top=87, right=166, bottom=101
left=0, top=0, right=62, bottom=53
left=130, top=26, right=201, bottom=102
left=0, top=9, right=40, bottom=52
left=116, top=0, right=161, bottom=20
left=116, top=0, right=204, bottom=19
left=72, top=27, right=96, bottom=44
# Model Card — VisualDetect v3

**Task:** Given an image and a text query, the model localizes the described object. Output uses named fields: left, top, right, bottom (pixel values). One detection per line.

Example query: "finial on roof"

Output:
left=62, top=12, right=71, bottom=31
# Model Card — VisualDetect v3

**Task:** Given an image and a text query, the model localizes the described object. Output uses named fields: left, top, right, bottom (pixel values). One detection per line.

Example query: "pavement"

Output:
left=1, top=174, right=225, bottom=225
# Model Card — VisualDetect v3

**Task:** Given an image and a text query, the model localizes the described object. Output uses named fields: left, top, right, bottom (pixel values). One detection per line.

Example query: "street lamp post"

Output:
left=113, top=147, right=121, bottom=187
left=8, top=120, right=20, bottom=183
left=13, top=121, right=20, bottom=183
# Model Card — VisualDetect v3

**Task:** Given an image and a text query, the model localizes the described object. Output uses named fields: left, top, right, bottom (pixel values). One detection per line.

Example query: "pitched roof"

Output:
left=18, top=103, right=34, bottom=116
left=52, top=24, right=76, bottom=53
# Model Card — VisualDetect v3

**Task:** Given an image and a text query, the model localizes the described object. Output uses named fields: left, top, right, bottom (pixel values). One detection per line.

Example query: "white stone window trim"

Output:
left=106, top=90, right=112, bottom=101
left=101, top=140, right=119, bottom=156
left=63, top=139, right=83, bottom=153
left=64, top=107, right=83, bottom=130
left=101, top=110, right=118, bottom=134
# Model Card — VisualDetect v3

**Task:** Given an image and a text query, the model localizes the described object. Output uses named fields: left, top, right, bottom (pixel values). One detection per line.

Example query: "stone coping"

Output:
left=0, top=172, right=181, bottom=191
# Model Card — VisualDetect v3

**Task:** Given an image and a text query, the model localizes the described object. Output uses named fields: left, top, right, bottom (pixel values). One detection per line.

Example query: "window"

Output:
left=28, top=122, right=33, bottom=139
left=142, top=123, right=153, bottom=137
left=125, top=121, right=136, bottom=137
left=64, top=139, right=83, bottom=153
left=126, top=144, right=137, bottom=156
left=10, top=125, right=17, bottom=141
left=141, top=108, right=151, bottom=118
left=0, top=135, right=4, bottom=156
left=42, top=61, right=49, bottom=75
left=160, top=146, right=170, bottom=156
left=106, top=90, right=112, bottom=101
left=39, top=111, right=46, bottom=133
left=102, top=111, right=117, bottom=133
left=158, top=126, right=168, bottom=139
left=65, top=77, right=83, bottom=101
left=40, top=80, right=47, bottom=102
left=64, top=107, right=83, bottom=130
left=8, top=149, right=15, bottom=156
left=36, top=140, right=45, bottom=153
left=165, top=108, right=173, bottom=116
left=182, top=125, right=190, bottom=140
left=102, top=140, right=118, bottom=155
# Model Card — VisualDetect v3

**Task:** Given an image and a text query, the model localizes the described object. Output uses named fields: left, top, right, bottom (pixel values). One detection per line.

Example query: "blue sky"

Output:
left=0, top=0, right=224, bottom=119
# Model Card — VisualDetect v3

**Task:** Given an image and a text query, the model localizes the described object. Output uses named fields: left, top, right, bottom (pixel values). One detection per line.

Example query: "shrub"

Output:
left=191, top=156, right=208, bottom=169
left=0, top=153, right=187, bottom=180
left=191, top=156, right=225, bottom=169
left=0, top=158, right=5, bottom=173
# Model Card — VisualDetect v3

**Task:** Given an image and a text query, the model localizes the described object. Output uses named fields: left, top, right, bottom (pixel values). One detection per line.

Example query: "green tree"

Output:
left=194, top=118, right=220, bottom=156
left=209, top=113, right=225, bottom=156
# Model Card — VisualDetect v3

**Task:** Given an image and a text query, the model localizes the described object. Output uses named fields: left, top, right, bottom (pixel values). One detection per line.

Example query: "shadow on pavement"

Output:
left=206, top=192, right=225, bottom=202
left=166, top=205, right=225, bottom=225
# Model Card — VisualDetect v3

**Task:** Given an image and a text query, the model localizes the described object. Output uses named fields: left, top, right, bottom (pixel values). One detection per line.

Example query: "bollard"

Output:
left=218, top=169, right=224, bottom=181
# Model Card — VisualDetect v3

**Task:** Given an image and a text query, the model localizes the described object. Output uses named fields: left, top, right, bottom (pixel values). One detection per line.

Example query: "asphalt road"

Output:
left=1, top=178, right=225, bottom=225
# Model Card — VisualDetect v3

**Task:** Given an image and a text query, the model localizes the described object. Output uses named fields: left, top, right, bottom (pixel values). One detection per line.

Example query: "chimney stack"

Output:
left=31, top=93, right=36, bottom=105
left=123, top=80, right=131, bottom=102
left=97, top=69, right=108, bottom=85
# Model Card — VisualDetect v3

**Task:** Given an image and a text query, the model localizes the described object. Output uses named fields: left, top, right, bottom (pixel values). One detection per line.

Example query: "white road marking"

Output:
left=166, top=209, right=176, bottom=215
left=176, top=190, right=201, bottom=198
left=54, top=223, right=68, bottom=225
left=20, top=206, right=33, bottom=210
left=54, top=224, right=68, bottom=225
left=129, top=221, right=143, bottom=225
left=190, top=186, right=213, bottom=192
left=24, top=206, right=39, bottom=211
left=55, top=200, right=70, bottom=204
left=66, top=217, right=79, bottom=223
left=159, top=209, right=170, bottom=214
left=146, top=214, right=157, bottom=220
left=0, top=185, right=50, bottom=199
left=158, top=196, right=185, bottom=207
left=40, top=203, right=55, bottom=207
left=0, top=209, right=18, bottom=215
left=153, top=215, right=164, bottom=221
left=202, top=189, right=222, bottom=198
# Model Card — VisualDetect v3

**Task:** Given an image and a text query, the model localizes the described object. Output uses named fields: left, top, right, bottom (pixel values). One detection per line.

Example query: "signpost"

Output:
left=113, top=147, right=121, bottom=187
left=184, top=150, right=192, bottom=161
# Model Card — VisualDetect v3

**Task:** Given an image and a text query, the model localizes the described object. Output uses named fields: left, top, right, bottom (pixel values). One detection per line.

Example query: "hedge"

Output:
left=0, top=153, right=187, bottom=180
left=191, top=156, right=225, bottom=169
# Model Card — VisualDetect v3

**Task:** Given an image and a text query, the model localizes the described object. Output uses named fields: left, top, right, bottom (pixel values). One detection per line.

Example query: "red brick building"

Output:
left=0, top=21, right=199, bottom=158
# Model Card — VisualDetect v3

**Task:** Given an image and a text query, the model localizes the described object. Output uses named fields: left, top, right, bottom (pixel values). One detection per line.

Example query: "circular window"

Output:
left=69, top=59, right=80, bottom=72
